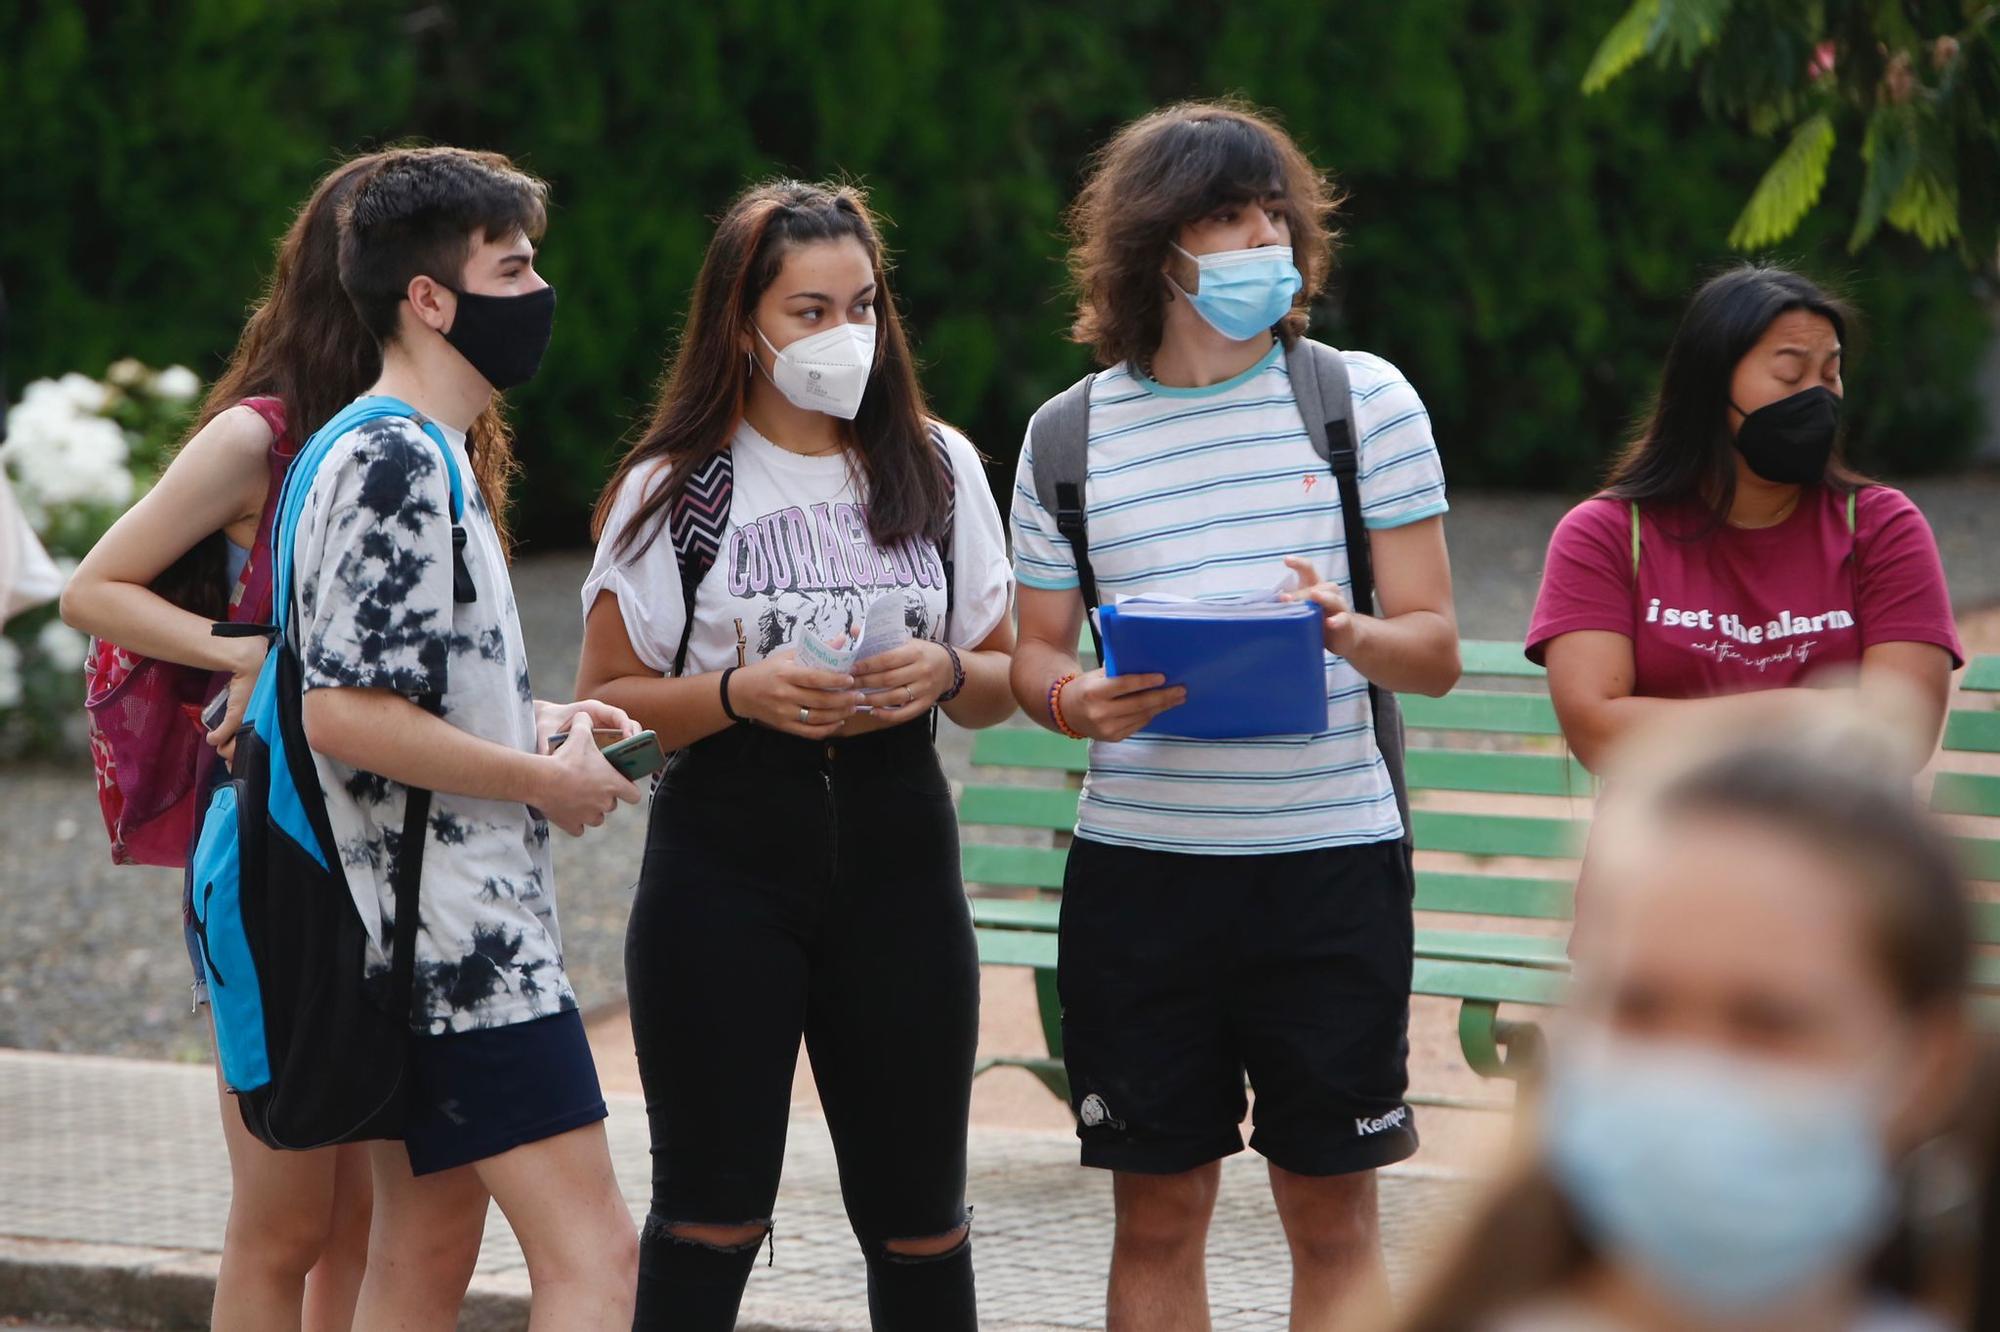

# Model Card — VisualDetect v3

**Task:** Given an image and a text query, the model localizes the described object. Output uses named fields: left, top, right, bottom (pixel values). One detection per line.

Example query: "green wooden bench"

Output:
left=962, top=640, right=2000, bottom=1108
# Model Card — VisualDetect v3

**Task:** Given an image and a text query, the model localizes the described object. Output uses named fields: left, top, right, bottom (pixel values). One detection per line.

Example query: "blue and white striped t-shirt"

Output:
left=1009, top=343, right=1448, bottom=855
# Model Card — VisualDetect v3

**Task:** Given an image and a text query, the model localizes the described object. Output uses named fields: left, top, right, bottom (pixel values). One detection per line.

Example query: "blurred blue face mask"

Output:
left=1544, top=1038, right=1895, bottom=1314
left=1168, top=243, right=1302, bottom=342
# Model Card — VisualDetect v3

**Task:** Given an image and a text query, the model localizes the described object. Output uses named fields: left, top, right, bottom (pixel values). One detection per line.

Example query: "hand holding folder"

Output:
left=1097, top=581, right=1329, bottom=739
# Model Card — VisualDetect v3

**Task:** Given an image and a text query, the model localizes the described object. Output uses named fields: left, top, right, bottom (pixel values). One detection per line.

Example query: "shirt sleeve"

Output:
left=579, top=461, right=682, bottom=676
left=1525, top=498, right=1635, bottom=666
left=938, top=425, right=1014, bottom=648
left=1008, top=424, right=1080, bottom=591
left=296, top=418, right=457, bottom=699
left=1346, top=351, right=1448, bottom=530
left=1854, top=486, right=1964, bottom=668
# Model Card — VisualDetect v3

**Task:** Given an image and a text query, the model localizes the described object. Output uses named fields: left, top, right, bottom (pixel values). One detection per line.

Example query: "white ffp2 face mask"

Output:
left=754, top=321, right=876, bottom=420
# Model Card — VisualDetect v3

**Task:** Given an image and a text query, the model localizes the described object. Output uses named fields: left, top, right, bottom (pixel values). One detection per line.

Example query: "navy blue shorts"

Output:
left=402, top=1008, right=608, bottom=1176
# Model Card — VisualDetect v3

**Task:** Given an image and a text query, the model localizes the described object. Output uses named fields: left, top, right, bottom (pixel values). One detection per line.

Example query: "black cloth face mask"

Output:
left=441, top=283, right=556, bottom=390
left=1731, top=384, right=1840, bottom=485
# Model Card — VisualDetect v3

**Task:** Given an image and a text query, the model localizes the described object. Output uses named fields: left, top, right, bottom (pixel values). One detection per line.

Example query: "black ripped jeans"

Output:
left=627, top=721, right=980, bottom=1330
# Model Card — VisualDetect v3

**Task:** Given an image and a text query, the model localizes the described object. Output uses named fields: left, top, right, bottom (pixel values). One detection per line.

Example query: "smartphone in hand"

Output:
left=551, top=728, right=667, bottom=781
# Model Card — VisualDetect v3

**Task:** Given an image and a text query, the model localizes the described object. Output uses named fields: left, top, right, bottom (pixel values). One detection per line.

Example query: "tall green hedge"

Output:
left=2, top=1, right=1987, bottom=545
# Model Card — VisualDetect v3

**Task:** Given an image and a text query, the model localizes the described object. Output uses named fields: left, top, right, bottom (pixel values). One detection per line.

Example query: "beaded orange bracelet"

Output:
left=1048, top=672, right=1084, bottom=739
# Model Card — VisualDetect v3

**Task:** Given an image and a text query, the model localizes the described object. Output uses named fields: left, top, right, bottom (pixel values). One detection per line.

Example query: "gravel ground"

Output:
left=3, top=479, right=1993, bottom=1061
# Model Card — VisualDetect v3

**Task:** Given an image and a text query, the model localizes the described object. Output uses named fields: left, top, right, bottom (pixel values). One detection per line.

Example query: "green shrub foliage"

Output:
left=2, top=0, right=1986, bottom=543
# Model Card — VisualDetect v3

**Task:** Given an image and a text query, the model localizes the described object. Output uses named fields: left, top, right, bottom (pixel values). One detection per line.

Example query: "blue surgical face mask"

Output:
left=1168, top=242, right=1302, bottom=342
left=1544, top=1038, right=1896, bottom=1315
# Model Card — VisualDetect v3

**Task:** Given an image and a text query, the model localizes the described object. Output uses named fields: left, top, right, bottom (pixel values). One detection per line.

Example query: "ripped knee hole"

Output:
left=880, top=1221, right=972, bottom=1262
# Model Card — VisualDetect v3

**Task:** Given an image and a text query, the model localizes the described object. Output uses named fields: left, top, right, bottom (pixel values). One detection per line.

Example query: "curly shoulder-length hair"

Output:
left=1066, top=99, right=1342, bottom=369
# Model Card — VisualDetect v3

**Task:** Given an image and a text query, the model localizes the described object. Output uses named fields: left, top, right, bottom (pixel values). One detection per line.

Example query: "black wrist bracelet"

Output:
left=719, top=666, right=747, bottom=724
left=937, top=643, right=966, bottom=704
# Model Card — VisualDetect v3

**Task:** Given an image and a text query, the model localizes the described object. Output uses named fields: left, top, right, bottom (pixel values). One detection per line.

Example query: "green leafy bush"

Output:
left=0, top=0, right=1986, bottom=546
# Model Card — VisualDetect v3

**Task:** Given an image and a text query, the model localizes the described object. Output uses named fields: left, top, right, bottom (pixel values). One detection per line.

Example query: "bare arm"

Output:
left=301, top=686, right=639, bottom=836
left=1543, top=631, right=1954, bottom=774
left=1284, top=514, right=1462, bottom=697
left=60, top=403, right=271, bottom=672
left=1008, top=583, right=1182, bottom=741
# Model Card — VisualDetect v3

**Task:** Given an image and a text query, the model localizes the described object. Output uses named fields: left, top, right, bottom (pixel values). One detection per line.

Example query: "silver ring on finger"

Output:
left=799, top=705, right=811, bottom=724
left=903, top=686, right=913, bottom=707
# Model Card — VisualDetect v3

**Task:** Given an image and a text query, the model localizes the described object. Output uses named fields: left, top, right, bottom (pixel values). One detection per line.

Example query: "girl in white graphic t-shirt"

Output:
left=577, top=179, right=1016, bottom=1331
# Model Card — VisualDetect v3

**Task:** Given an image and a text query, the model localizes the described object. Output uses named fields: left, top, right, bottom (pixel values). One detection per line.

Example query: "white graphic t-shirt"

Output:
left=292, top=411, right=570, bottom=1035
left=582, top=419, right=1012, bottom=675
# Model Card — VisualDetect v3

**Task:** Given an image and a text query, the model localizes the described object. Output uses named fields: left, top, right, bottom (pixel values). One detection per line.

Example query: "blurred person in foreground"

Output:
left=1388, top=699, right=1979, bottom=1332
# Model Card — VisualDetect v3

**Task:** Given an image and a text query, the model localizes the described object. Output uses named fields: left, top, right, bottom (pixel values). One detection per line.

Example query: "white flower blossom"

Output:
left=35, top=619, right=87, bottom=672
left=8, top=411, right=132, bottom=510
left=152, top=365, right=201, bottom=401
left=106, top=358, right=149, bottom=388
left=56, top=372, right=111, bottom=414
left=0, top=637, right=21, bottom=710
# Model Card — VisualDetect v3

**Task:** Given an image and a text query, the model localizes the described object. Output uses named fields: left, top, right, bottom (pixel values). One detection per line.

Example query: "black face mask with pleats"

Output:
left=441, top=283, right=556, bottom=390
left=1731, top=385, right=1840, bottom=485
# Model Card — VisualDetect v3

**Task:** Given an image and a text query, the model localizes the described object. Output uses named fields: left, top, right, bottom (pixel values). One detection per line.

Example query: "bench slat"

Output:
left=1406, top=749, right=1594, bottom=797
left=1933, top=772, right=2000, bottom=819
left=1459, top=640, right=1546, bottom=678
left=1399, top=691, right=1562, bottom=735
left=960, top=785, right=1077, bottom=830
left=1945, top=711, right=2000, bottom=755
left=1413, top=957, right=1567, bottom=1006
left=1411, top=810, right=1585, bottom=860
left=1415, top=872, right=1574, bottom=920
left=962, top=844, right=1068, bottom=890
left=975, top=927, right=1057, bottom=970
left=1957, top=836, right=2000, bottom=884
left=1962, top=657, right=2000, bottom=693
left=1418, top=929, right=1570, bottom=970
left=971, top=728, right=1088, bottom=770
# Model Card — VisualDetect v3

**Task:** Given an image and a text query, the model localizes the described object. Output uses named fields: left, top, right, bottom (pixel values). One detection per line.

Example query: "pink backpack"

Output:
left=85, top=396, right=297, bottom=866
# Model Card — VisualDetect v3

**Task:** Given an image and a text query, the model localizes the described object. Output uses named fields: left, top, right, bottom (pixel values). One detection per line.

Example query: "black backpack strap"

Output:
left=928, top=423, right=957, bottom=631
left=927, top=424, right=960, bottom=740
left=1026, top=374, right=1100, bottom=661
left=1288, top=338, right=1413, bottom=849
left=666, top=449, right=734, bottom=678
left=387, top=782, right=432, bottom=1029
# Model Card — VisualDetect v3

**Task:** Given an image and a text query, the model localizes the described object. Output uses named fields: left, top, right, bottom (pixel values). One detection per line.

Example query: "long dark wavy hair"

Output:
left=593, top=179, right=948, bottom=562
left=1066, top=99, right=1341, bottom=370
left=157, top=151, right=519, bottom=618
left=1603, top=265, right=1868, bottom=525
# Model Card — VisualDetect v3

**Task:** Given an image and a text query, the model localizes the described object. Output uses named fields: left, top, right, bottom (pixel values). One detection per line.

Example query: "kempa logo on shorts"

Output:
left=1354, top=1105, right=1409, bottom=1137
left=1079, top=1093, right=1121, bottom=1129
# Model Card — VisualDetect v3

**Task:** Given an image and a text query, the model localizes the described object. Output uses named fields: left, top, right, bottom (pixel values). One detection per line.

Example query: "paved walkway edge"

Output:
left=0, top=1234, right=999, bottom=1332
left=0, top=1235, right=539, bottom=1332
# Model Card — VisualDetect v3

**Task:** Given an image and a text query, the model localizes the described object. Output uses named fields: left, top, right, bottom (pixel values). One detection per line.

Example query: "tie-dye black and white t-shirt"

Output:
left=291, top=410, right=570, bottom=1035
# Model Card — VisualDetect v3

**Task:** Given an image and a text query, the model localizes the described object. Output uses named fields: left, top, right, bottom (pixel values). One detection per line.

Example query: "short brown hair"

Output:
left=1066, top=100, right=1340, bottom=369
left=338, top=146, right=549, bottom=345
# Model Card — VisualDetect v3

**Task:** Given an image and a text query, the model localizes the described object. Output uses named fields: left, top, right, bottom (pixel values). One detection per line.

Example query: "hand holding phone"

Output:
left=550, top=728, right=667, bottom=781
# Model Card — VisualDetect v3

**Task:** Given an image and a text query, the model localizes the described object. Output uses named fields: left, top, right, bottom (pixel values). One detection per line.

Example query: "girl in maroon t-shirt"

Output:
left=1528, top=265, right=1962, bottom=774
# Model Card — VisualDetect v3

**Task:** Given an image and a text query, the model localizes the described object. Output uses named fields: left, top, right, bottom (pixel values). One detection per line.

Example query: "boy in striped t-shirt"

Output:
left=1009, top=102, right=1461, bottom=1327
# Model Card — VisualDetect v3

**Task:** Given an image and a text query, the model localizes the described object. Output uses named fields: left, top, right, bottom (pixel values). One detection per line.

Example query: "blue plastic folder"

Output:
left=1097, top=600, right=1328, bottom=739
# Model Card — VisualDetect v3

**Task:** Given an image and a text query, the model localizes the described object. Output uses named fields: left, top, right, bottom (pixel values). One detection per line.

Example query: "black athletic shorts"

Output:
left=1057, top=835, right=1418, bottom=1177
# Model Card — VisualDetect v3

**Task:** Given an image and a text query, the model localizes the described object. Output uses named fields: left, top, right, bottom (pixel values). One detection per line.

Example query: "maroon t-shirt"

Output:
left=1526, top=486, right=1962, bottom=698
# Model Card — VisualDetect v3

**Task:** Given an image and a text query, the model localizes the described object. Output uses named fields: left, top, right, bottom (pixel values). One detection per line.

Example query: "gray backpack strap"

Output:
left=1288, top=338, right=1413, bottom=850
left=1027, top=373, right=1102, bottom=660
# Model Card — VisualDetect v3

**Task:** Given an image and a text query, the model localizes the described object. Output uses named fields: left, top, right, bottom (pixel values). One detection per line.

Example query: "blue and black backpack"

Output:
left=189, top=396, right=468, bottom=1151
